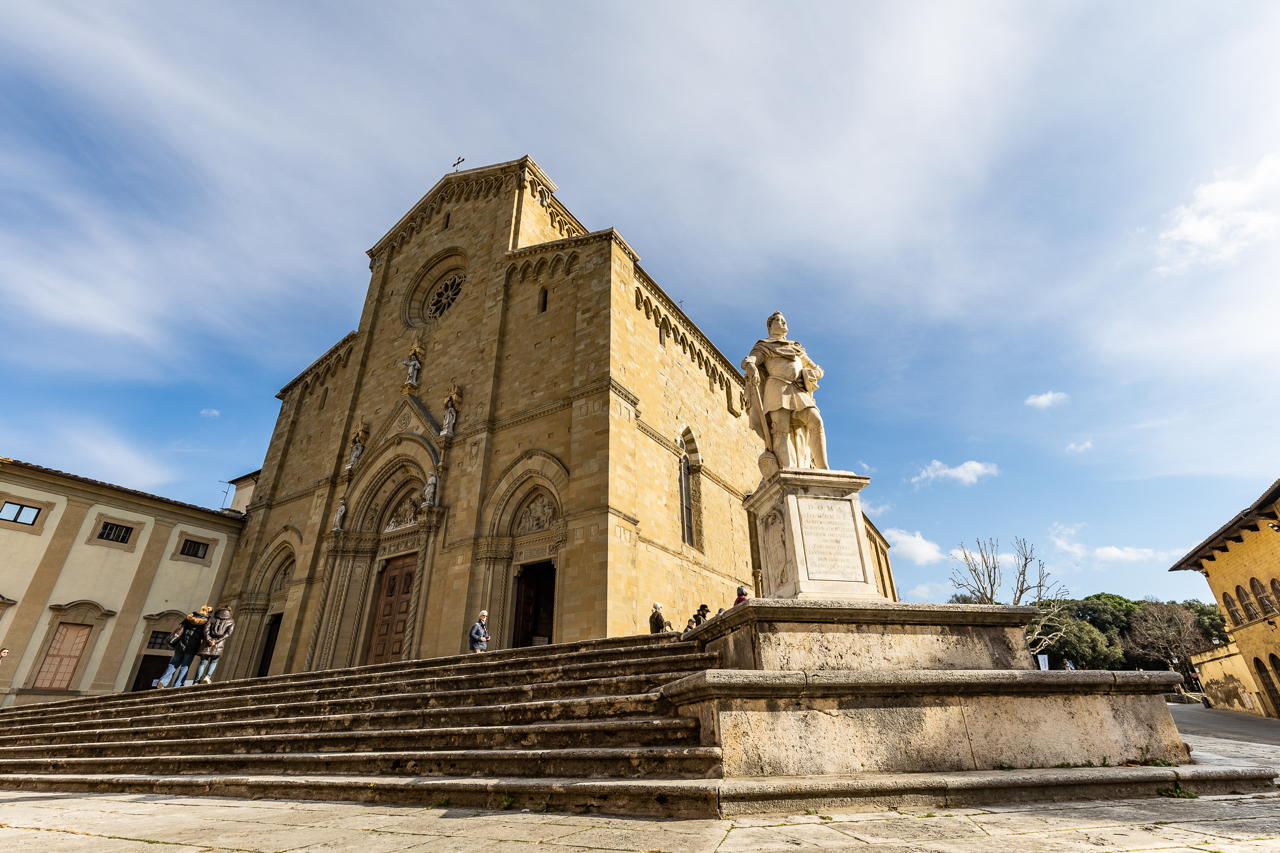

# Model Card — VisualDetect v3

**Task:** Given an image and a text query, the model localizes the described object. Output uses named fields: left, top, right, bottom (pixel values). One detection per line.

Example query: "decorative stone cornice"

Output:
left=506, top=227, right=638, bottom=264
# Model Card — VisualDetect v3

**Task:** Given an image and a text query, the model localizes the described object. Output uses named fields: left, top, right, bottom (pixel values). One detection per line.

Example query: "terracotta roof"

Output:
left=1168, top=478, right=1280, bottom=572
left=0, top=458, right=243, bottom=521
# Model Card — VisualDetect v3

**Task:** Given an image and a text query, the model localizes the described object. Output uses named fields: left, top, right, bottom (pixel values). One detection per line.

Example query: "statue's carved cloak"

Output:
left=742, top=337, right=821, bottom=446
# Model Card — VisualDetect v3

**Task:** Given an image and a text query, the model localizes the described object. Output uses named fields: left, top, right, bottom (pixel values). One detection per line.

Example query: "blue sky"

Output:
left=2, top=2, right=1278, bottom=604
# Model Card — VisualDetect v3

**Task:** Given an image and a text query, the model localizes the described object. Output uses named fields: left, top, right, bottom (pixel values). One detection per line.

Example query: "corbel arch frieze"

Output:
left=481, top=450, right=569, bottom=536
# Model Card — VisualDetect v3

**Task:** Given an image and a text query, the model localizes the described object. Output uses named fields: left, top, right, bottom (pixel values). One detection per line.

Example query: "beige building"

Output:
left=216, top=156, right=896, bottom=681
left=1170, top=478, right=1280, bottom=717
left=0, top=459, right=243, bottom=707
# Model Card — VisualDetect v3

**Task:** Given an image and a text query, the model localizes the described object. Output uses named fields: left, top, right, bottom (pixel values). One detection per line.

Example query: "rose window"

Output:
left=426, top=274, right=463, bottom=319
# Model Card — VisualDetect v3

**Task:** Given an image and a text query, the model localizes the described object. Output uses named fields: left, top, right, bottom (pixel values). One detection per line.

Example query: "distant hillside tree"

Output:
left=949, top=537, right=1067, bottom=654
left=1179, top=599, right=1228, bottom=647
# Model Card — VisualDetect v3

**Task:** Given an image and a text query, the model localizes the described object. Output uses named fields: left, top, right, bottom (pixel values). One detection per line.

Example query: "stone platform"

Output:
left=0, top=604, right=1272, bottom=817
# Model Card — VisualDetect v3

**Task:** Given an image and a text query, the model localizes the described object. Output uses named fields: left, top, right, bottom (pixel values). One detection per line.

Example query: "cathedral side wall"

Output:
left=606, top=251, right=758, bottom=634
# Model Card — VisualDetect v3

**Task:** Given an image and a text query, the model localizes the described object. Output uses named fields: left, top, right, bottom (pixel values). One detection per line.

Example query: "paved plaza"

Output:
left=0, top=728, right=1277, bottom=852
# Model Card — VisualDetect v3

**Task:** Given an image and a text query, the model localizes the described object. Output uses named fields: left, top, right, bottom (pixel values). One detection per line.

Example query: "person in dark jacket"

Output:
left=469, top=610, right=490, bottom=652
left=649, top=602, right=672, bottom=634
left=692, top=604, right=711, bottom=626
left=155, top=606, right=211, bottom=688
left=192, top=607, right=235, bottom=685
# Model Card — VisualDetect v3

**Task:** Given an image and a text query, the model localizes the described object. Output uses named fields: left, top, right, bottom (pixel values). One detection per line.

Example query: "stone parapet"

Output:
left=687, top=598, right=1038, bottom=670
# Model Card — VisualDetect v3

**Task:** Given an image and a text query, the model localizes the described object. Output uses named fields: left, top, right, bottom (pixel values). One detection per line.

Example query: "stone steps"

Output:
left=0, top=764, right=1271, bottom=818
left=0, top=632, right=720, bottom=812
left=0, top=746, right=723, bottom=779
left=2, top=657, right=713, bottom=732
left=0, top=717, right=701, bottom=754
left=0, top=635, right=697, bottom=724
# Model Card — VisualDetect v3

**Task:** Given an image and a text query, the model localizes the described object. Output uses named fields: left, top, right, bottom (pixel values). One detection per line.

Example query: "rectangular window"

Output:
left=179, top=539, right=208, bottom=559
left=98, top=521, right=133, bottom=544
left=32, top=622, right=92, bottom=690
left=0, top=501, right=41, bottom=525
left=146, top=630, right=169, bottom=650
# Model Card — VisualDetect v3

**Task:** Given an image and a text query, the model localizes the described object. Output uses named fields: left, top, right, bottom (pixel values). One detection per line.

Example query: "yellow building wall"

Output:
left=1192, top=642, right=1267, bottom=715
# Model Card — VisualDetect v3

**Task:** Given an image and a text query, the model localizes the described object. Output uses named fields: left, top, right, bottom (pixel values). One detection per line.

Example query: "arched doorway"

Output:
left=512, top=561, right=555, bottom=647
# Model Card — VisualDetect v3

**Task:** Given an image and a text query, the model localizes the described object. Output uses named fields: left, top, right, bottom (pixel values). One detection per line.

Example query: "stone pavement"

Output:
left=0, top=734, right=1276, bottom=852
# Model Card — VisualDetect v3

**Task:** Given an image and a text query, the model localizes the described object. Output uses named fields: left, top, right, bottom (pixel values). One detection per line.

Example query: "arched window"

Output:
left=1237, top=585, right=1261, bottom=621
left=1251, top=577, right=1277, bottom=615
left=538, top=287, right=548, bottom=313
left=679, top=454, right=694, bottom=546
left=1222, top=592, right=1244, bottom=626
left=678, top=430, right=702, bottom=550
left=1271, top=579, right=1280, bottom=608
left=1255, top=657, right=1280, bottom=716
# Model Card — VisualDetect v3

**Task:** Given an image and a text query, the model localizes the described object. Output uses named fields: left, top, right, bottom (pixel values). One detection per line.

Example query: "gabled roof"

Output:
left=1168, top=478, right=1280, bottom=572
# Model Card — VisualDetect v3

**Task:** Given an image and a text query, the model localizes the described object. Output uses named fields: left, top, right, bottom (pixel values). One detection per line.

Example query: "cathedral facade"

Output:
left=216, top=157, right=895, bottom=680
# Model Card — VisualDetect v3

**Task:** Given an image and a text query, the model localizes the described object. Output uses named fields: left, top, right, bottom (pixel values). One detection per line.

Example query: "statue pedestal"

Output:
left=744, top=468, right=885, bottom=600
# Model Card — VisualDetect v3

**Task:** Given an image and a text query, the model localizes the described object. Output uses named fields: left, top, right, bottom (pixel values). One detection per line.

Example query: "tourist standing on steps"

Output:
left=155, top=606, right=212, bottom=688
left=469, top=610, right=490, bottom=653
left=734, top=586, right=749, bottom=606
left=192, top=606, right=235, bottom=685
left=649, top=602, right=672, bottom=634
left=682, top=618, right=696, bottom=636
left=692, top=603, right=711, bottom=626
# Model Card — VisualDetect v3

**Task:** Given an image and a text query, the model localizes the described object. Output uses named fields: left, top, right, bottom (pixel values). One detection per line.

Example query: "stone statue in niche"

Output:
left=346, top=427, right=368, bottom=470
left=741, top=311, right=829, bottom=474
left=513, top=492, right=556, bottom=536
left=440, top=384, right=462, bottom=437
left=332, top=498, right=347, bottom=532
left=401, top=350, right=422, bottom=387
left=421, top=472, right=438, bottom=508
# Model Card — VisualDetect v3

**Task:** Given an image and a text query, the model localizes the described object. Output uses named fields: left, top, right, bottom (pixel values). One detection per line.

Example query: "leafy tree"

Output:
left=1179, top=599, right=1228, bottom=647
left=1075, top=593, right=1141, bottom=638
left=1047, top=616, right=1125, bottom=670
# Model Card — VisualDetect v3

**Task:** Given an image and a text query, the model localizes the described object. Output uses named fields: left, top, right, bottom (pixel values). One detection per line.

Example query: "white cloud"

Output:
left=1065, top=439, right=1093, bottom=453
left=857, top=460, right=876, bottom=474
left=884, top=529, right=947, bottom=564
left=905, top=581, right=951, bottom=602
left=1093, top=545, right=1183, bottom=563
left=862, top=501, right=891, bottom=517
left=1158, top=152, right=1280, bottom=273
left=199, top=408, right=221, bottom=418
left=1025, top=391, right=1069, bottom=409
left=911, top=459, right=999, bottom=487
left=1050, top=522, right=1088, bottom=558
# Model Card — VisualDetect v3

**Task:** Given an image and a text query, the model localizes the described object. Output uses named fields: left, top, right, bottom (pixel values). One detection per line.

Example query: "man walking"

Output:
left=469, top=610, right=490, bottom=653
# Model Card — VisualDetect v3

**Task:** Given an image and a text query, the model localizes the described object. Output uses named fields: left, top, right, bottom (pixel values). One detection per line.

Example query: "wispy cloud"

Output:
left=905, top=581, right=951, bottom=602
left=862, top=501, right=892, bottom=518
left=1065, top=439, right=1093, bottom=453
left=1025, top=391, right=1069, bottom=409
left=911, top=459, right=999, bottom=487
left=199, top=408, right=221, bottom=419
left=884, top=528, right=947, bottom=564
left=1049, top=521, right=1181, bottom=565
left=1157, top=153, right=1280, bottom=274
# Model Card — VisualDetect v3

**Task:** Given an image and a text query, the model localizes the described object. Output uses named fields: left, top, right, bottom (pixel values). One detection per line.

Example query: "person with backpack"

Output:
left=192, top=606, right=235, bottom=685
left=154, top=606, right=211, bottom=688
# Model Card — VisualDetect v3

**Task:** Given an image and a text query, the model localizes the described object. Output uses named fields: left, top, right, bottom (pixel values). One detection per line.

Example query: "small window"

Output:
left=679, top=454, right=695, bottom=546
left=98, top=521, right=133, bottom=544
left=179, top=539, right=209, bottom=559
left=146, top=630, right=169, bottom=650
left=538, top=287, right=549, bottom=313
left=0, top=501, right=41, bottom=525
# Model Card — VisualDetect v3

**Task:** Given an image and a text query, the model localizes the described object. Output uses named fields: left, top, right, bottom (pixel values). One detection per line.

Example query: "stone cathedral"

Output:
left=215, top=157, right=897, bottom=681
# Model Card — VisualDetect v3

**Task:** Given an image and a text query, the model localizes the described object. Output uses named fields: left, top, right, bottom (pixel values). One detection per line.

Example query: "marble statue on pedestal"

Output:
left=741, top=312, right=829, bottom=474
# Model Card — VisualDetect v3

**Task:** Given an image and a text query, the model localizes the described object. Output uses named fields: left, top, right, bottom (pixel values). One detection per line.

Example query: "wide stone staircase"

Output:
left=0, top=633, right=726, bottom=816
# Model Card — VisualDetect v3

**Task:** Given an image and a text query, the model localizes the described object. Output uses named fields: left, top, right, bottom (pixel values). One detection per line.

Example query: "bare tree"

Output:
left=1123, top=600, right=1206, bottom=678
left=950, top=537, right=1068, bottom=655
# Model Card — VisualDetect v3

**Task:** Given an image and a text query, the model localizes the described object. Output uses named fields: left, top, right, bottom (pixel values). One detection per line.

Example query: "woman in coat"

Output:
left=192, top=607, right=235, bottom=685
left=155, top=606, right=211, bottom=688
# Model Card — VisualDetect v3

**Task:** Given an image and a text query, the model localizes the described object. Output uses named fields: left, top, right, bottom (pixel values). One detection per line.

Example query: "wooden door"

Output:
left=365, top=554, right=416, bottom=665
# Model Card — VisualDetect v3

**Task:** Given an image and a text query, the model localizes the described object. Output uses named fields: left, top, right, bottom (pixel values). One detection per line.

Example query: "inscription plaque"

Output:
left=796, top=496, right=864, bottom=582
